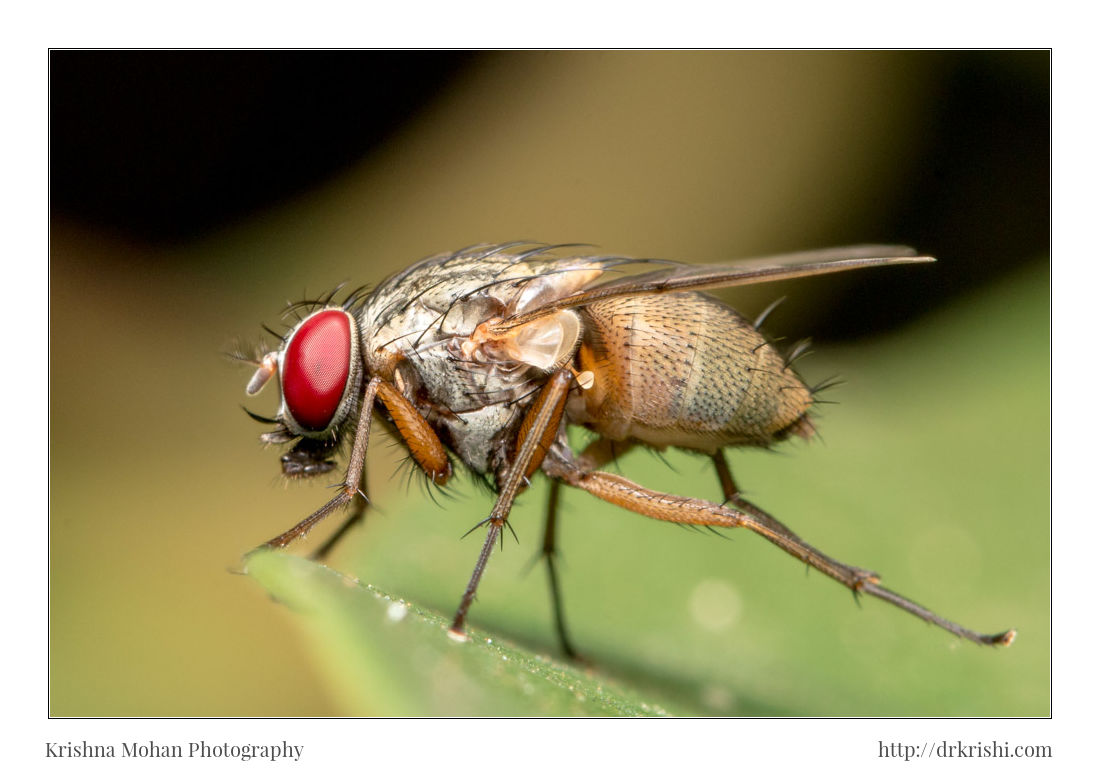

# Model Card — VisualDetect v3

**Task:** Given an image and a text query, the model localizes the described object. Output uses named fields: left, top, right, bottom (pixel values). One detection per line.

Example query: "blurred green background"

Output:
left=49, top=51, right=1048, bottom=716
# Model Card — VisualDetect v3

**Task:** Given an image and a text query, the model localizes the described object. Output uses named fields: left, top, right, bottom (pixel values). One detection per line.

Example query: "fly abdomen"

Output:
left=572, top=292, right=813, bottom=452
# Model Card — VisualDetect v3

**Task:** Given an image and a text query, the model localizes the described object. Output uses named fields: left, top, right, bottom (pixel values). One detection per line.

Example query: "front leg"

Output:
left=310, top=472, right=369, bottom=561
left=258, top=378, right=382, bottom=550
left=257, top=376, right=451, bottom=552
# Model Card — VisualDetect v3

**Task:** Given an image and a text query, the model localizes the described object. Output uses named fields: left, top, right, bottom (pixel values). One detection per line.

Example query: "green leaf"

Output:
left=245, top=550, right=674, bottom=716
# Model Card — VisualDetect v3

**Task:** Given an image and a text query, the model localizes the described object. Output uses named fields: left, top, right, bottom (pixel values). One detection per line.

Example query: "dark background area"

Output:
left=51, top=51, right=476, bottom=241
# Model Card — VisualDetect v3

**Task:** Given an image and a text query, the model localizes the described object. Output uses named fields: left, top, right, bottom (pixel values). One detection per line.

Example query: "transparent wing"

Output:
left=495, top=245, right=934, bottom=330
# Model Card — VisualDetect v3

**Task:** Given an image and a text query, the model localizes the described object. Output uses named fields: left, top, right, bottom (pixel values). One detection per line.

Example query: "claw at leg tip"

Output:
left=447, top=627, right=469, bottom=643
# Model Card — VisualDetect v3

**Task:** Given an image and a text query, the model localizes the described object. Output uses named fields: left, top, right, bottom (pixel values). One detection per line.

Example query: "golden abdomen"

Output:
left=570, top=292, right=814, bottom=452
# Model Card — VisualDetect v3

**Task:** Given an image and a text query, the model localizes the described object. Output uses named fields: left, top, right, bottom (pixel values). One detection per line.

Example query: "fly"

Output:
left=239, top=242, right=1015, bottom=655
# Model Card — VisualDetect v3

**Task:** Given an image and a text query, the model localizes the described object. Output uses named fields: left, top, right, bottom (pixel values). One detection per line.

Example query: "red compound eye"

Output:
left=282, top=310, right=353, bottom=432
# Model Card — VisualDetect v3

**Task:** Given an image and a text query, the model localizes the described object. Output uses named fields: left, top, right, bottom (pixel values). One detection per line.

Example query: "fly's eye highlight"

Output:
left=280, top=309, right=360, bottom=435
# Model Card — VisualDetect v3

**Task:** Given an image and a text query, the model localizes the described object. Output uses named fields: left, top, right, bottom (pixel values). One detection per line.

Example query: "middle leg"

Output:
left=449, top=368, right=574, bottom=639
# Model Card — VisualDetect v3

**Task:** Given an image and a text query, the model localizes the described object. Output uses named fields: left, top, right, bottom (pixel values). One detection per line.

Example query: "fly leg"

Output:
left=712, top=449, right=741, bottom=504
left=257, top=377, right=451, bottom=552
left=538, top=479, right=580, bottom=658
left=257, top=378, right=382, bottom=551
left=711, top=451, right=853, bottom=564
left=449, top=369, right=573, bottom=640
left=544, top=451, right=1015, bottom=647
left=535, top=437, right=635, bottom=658
left=310, top=474, right=369, bottom=561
